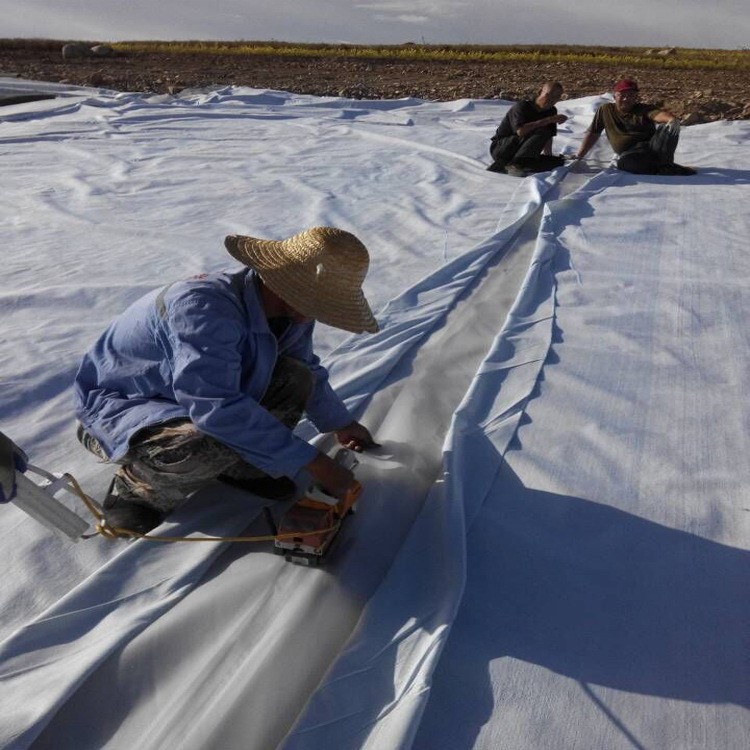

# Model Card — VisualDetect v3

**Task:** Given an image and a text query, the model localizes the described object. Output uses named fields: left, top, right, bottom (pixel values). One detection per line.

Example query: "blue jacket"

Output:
left=74, top=269, right=352, bottom=478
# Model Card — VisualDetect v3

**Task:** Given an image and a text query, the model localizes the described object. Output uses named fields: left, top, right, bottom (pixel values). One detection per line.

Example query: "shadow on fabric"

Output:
left=413, top=460, right=750, bottom=749
left=613, top=167, right=750, bottom=187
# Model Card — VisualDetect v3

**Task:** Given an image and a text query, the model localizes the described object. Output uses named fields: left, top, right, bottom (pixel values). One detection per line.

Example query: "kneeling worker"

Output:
left=74, top=226, right=380, bottom=534
left=487, top=81, right=568, bottom=177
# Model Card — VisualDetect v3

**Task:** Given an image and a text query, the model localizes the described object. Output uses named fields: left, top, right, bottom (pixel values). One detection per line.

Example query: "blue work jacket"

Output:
left=74, top=268, right=352, bottom=478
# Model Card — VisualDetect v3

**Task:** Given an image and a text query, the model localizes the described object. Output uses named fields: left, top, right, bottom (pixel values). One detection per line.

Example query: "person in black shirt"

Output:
left=487, top=81, right=568, bottom=176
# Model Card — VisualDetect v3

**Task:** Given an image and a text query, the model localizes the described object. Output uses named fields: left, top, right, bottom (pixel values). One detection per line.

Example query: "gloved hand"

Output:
left=0, top=431, right=29, bottom=503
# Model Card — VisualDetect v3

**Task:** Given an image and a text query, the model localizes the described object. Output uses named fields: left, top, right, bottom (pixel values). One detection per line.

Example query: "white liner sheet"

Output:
left=1, top=81, right=747, bottom=749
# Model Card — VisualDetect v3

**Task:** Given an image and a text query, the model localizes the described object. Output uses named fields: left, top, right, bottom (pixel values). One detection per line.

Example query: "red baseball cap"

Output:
left=613, top=78, right=639, bottom=93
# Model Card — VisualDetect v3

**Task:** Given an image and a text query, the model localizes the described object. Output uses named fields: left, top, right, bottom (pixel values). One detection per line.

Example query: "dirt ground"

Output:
left=1, top=40, right=748, bottom=124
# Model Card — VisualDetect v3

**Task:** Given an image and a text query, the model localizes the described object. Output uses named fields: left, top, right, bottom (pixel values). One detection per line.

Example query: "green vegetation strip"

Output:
left=111, top=42, right=749, bottom=71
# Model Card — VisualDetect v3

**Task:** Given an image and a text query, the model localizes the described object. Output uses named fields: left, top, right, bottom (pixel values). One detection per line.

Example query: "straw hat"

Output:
left=224, top=226, right=379, bottom=334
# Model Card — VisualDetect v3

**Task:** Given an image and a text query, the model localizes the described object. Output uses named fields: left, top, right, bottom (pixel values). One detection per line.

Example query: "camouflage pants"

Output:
left=78, top=356, right=313, bottom=513
left=617, top=122, right=680, bottom=174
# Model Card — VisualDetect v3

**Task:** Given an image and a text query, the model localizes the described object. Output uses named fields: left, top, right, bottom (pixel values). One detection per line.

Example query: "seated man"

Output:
left=575, top=78, right=696, bottom=175
left=74, top=226, right=380, bottom=534
left=487, top=81, right=568, bottom=176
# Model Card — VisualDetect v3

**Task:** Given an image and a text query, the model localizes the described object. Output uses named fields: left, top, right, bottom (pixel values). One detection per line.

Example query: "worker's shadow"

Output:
left=616, top=166, right=750, bottom=186
left=410, top=456, right=750, bottom=749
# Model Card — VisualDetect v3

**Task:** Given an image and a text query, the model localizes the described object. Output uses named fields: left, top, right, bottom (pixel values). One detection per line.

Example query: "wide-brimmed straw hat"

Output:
left=224, top=226, right=379, bottom=334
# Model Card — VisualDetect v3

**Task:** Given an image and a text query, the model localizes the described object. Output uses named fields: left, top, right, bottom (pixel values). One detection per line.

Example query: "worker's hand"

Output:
left=552, top=114, right=568, bottom=125
left=334, top=421, right=380, bottom=452
left=306, top=452, right=356, bottom=500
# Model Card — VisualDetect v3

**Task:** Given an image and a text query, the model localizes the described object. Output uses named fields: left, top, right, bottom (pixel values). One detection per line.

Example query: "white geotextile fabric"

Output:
left=2, top=172, right=565, bottom=749
left=410, top=139, right=750, bottom=748
left=0, top=80, right=572, bottom=747
left=0, top=78, right=530, bottom=637
left=1, top=81, right=748, bottom=749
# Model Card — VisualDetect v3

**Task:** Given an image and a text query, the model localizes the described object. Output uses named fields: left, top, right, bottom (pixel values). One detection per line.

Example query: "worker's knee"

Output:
left=118, top=429, right=240, bottom=512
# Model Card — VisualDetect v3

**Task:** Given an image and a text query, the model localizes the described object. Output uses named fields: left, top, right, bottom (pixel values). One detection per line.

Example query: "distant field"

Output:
left=108, top=41, right=749, bottom=71
left=1, top=38, right=747, bottom=122
left=0, top=38, right=747, bottom=71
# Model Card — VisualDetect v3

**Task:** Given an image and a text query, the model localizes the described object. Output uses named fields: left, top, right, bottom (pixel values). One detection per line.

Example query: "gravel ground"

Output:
left=1, top=40, right=748, bottom=124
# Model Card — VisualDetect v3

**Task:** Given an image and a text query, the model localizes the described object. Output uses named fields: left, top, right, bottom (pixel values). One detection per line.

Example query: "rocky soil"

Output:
left=1, top=40, right=748, bottom=124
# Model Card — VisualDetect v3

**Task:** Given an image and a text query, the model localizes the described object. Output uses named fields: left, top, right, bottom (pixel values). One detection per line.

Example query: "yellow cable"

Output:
left=66, top=473, right=342, bottom=544
left=96, top=523, right=341, bottom=543
left=67, top=474, right=106, bottom=522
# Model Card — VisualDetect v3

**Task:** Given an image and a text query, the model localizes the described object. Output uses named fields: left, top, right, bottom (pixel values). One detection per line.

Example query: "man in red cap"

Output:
left=575, top=78, right=695, bottom=175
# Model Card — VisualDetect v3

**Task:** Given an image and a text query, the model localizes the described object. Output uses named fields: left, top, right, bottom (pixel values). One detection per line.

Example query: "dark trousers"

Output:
left=78, top=356, right=313, bottom=513
left=489, top=127, right=556, bottom=170
left=617, top=122, right=680, bottom=174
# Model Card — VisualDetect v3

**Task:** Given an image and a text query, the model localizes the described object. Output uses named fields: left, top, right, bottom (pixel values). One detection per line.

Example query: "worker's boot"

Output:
left=102, top=474, right=165, bottom=535
left=656, top=163, right=697, bottom=176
